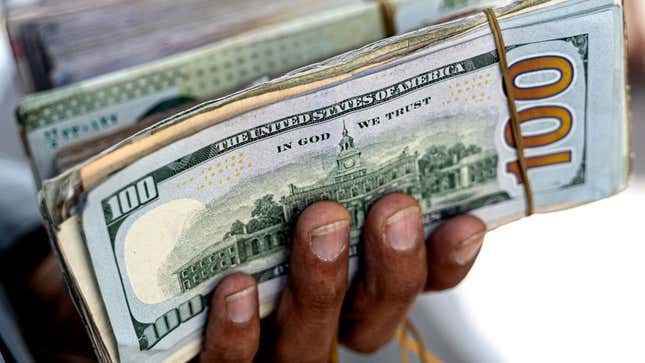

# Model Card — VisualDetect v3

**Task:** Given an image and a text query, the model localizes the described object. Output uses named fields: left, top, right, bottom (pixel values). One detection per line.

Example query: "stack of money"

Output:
left=33, top=0, right=628, bottom=362
left=6, top=0, right=363, bottom=91
left=13, top=0, right=511, bottom=184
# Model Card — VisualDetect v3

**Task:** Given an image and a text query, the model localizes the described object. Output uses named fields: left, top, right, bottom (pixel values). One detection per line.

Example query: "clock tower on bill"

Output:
left=336, top=121, right=363, bottom=176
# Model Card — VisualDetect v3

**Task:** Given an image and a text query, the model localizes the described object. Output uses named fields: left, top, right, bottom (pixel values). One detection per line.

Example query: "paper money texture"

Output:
left=39, top=0, right=628, bottom=362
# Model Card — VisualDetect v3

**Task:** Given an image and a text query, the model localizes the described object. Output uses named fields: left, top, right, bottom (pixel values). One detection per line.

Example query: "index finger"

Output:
left=200, top=273, right=260, bottom=363
left=273, top=201, right=351, bottom=363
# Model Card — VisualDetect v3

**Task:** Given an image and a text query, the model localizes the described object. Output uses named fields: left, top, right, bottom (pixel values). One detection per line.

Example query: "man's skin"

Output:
left=627, top=1, right=645, bottom=78
left=17, top=193, right=485, bottom=362
left=199, top=193, right=486, bottom=363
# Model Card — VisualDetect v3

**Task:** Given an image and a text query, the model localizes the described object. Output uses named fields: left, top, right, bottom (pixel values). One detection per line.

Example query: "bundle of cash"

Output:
left=6, top=0, right=362, bottom=91
left=15, top=0, right=509, bottom=185
left=8, top=0, right=507, bottom=92
left=37, top=0, right=628, bottom=361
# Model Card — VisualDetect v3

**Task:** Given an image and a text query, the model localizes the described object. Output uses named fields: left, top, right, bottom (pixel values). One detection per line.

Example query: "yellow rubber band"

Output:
left=330, top=330, right=340, bottom=363
left=373, top=0, right=397, bottom=37
left=484, top=8, right=535, bottom=216
left=397, top=319, right=444, bottom=363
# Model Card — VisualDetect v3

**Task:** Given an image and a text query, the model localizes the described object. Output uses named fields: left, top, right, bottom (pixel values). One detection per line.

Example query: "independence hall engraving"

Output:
left=176, top=125, right=497, bottom=292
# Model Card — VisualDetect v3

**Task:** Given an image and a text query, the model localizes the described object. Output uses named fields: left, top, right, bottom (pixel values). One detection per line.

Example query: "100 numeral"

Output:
left=105, top=176, right=157, bottom=222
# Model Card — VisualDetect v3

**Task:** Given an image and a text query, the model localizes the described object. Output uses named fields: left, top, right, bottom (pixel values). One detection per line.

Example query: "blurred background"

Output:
left=0, top=1, right=643, bottom=363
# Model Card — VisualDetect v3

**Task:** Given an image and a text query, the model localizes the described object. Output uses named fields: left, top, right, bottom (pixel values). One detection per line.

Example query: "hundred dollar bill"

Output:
left=15, top=0, right=511, bottom=185
left=7, top=0, right=361, bottom=91
left=7, top=0, right=506, bottom=92
left=40, top=0, right=628, bottom=362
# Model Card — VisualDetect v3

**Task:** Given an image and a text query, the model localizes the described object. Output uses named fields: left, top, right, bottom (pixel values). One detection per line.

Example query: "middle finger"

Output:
left=340, top=193, right=427, bottom=353
left=273, top=201, right=351, bottom=363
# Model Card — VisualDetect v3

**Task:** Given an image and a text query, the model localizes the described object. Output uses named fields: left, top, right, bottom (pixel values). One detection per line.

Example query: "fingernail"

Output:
left=225, top=286, right=256, bottom=324
left=310, top=220, right=349, bottom=261
left=452, top=231, right=485, bottom=265
left=385, top=206, right=421, bottom=251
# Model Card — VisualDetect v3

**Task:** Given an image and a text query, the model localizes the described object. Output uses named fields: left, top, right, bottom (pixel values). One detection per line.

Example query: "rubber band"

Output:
left=396, top=319, right=443, bottom=362
left=330, top=318, right=442, bottom=363
left=330, top=332, right=340, bottom=363
left=374, top=0, right=397, bottom=37
left=484, top=8, right=535, bottom=216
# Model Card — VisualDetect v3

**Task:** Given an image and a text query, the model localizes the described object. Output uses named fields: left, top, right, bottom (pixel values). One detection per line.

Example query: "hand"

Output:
left=627, top=0, right=645, bottom=77
left=0, top=230, right=95, bottom=363
left=199, top=193, right=486, bottom=363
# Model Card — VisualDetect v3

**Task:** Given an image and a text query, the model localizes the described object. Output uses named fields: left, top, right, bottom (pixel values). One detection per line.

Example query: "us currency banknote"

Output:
left=7, top=0, right=505, bottom=92
left=16, top=0, right=511, bottom=185
left=40, top=0, right=628, bottom=362
left=16, top=1, right=385, bottom=183
left=7, top=0, right=360, bottom=90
